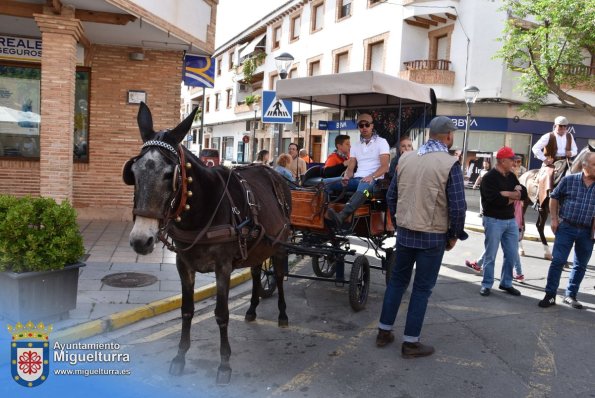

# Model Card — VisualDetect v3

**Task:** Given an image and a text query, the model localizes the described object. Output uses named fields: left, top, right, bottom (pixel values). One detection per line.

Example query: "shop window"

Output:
left=0, top=65, right=89, bottom=161
left=74, top=69, right=90, bottom=161
left=0, top=65, right=41, bottom=159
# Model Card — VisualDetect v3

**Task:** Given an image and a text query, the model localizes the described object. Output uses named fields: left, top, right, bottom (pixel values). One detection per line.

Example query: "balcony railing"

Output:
left=403, top=59, right=451, bottom=71
left=562, top=64, right=594, bottom=77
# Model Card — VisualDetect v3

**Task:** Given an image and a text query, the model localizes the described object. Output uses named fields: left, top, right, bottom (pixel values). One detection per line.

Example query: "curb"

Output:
left=53, top=268, right=253, bottom=342
left=464, top=224, right=554, bottom=243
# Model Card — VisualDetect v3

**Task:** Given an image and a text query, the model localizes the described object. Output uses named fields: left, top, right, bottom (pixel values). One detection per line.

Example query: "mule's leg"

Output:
left=245, top=265, right=261, bottom=322
left=170, top=261, right=195, bottom=376
left=274, top=254, right=288, bottom=327
left=214, top=268, right=233, bottom=385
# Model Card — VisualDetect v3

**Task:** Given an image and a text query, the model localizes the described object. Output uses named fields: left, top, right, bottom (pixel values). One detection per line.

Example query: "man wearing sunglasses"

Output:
left=326, top=113, right=390, bottom=226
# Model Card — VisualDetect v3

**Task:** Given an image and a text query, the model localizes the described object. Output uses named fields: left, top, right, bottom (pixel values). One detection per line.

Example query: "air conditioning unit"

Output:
left=207, top=127, right=213, bottom=133
left=239, top=83, right=248, bottom=92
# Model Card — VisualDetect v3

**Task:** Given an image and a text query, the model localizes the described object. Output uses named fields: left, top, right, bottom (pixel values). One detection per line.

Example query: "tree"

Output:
left=496, top=0, right=594, bottom=117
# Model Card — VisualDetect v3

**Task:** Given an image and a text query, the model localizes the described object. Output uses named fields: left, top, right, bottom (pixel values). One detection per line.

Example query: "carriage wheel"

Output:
left=312, top=255, right=336, bottom=278
left=258, top=258, right=277, bottom=298
left=349, top=255, right=370, bottom=312
left=383, top=249, right=396, bottom=287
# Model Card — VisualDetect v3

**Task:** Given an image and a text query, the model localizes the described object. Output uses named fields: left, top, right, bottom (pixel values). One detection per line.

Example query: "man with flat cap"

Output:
left=376, top=116, right=467, bottom=358
left=325, top=113, right=390, bottom=226
left=532, top=116, right=577, bottom=206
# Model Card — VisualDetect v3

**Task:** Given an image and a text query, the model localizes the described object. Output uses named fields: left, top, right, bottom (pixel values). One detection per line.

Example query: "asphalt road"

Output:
left=88, top=230, right=594, bottom=398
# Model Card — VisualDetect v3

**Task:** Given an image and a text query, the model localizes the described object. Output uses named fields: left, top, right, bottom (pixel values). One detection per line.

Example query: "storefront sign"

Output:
left=0, top=35, right=42, bottom=62
left=318, top=120, right=357, bottom=131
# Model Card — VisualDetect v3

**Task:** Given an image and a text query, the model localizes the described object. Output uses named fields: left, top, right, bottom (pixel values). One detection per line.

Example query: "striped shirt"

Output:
left=550, top=172, right=595, bottom=228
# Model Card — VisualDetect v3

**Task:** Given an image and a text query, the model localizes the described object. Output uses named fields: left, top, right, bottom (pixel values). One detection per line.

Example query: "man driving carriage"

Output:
left=531, top=116, right=577, bottom=206
left=325, top=113, right=390, bottom=226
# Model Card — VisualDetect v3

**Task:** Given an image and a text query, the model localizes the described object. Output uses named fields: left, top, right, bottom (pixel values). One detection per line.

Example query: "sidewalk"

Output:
left=50, top=197, right=555, bottom=341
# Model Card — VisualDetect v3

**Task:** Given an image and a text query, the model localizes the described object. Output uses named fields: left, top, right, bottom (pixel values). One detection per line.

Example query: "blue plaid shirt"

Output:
left=387, top=139, right=468, bottom=248
left=550, top=172, right=595, bottom=228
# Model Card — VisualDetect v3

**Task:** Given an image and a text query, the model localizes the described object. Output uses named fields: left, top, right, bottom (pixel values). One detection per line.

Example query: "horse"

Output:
left=518, top=144, right=595, bottom=259
left=123, top=102, right=292, bottom=384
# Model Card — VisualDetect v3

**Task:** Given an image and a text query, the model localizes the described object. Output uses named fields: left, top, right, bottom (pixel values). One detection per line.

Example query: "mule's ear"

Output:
left=137, top=102, right=155, bottom=143
left=169, top=106, right=199, bottom=144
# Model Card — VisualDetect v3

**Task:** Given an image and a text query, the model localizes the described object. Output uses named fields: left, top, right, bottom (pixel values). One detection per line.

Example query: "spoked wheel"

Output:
left=258, top=257, right=277, bottom=298
left=382, top=249, right=396, bottom=287
left=312, top=255, right=336, bottom=278
left=349, top=255, right=370, bottom=312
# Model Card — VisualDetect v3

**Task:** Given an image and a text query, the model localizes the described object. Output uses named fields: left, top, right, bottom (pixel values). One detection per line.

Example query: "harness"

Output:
left=123, top=142, right=291, bottom=263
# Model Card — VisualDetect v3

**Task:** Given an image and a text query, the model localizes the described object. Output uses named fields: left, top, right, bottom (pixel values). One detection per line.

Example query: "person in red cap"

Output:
left=477, top=146, right=528, bottom=297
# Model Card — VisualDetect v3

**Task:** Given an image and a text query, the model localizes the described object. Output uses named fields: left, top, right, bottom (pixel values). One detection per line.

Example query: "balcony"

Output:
left=560, top=64, right=595, bottom=92
left=234, top=100, right=262, bottom=114
left=399, top=59, right=455, bottom=85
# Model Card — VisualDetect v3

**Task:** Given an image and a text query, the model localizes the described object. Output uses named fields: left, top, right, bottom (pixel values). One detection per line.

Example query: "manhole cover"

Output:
left=101, top=272, right=158, bottom=288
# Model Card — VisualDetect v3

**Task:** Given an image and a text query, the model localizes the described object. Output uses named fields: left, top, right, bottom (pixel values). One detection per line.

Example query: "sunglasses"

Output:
left=358, top=122, right=371, bottom=128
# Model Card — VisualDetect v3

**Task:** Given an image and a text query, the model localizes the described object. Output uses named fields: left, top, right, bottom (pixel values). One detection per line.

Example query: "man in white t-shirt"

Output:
left=326, top=113, right=390, bottom=226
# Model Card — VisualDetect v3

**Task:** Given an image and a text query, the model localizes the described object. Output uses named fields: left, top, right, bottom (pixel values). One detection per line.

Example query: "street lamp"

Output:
left=252, top=104, right=260, bottom=162
left=461, top=85, right=479, bottom=179
left=274, top=52, right=294, bottom=158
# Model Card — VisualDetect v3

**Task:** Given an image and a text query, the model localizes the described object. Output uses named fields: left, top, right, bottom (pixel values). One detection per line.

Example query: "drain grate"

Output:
left=101, top=272, right=158, bottom=288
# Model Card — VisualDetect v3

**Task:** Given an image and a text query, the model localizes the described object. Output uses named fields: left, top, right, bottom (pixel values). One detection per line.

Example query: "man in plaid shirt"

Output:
left=539, top=152, right=595, bottom=309
left=378, top=116, right=467, bottom=358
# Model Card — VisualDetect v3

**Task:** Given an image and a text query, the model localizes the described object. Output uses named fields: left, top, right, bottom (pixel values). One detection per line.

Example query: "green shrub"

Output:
left=0, top=195, right=84, bottom=273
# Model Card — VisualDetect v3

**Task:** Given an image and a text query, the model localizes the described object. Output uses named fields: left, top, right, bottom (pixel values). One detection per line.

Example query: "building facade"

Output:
left=0, top=0, right=217, bottom=219
left=183, top=0, right=594, bottom=170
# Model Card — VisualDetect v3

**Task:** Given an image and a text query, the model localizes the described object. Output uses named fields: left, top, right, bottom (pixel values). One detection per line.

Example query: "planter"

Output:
left=0, top=262, right=85, bottom=322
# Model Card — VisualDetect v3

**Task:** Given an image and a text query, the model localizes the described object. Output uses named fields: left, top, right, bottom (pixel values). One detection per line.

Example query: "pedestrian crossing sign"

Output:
left=262, top=90, right=293, bottom=123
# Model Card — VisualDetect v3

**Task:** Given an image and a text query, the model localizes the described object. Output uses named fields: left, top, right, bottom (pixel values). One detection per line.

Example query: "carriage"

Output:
left=258, top=71, right=437, bottom=311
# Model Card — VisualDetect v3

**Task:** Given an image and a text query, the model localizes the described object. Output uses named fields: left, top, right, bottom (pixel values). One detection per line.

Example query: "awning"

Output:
left=276, top=70, right=434, bottom=109
left=239, top=33, right=266, bottom=60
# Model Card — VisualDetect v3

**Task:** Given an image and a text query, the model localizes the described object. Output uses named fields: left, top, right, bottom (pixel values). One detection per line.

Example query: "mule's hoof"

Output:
left=544, top=254, right=552, bottom=260
left=169, top=358, right=185, bottom=376
left=278, top=318, right=289, bottom=328
left=216, top=365, right=232, bottom=385
left=244, top=312, right=256, bottom=322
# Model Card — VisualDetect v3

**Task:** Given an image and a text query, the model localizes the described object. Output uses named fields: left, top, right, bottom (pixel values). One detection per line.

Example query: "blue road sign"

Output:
left=262, top=90, right=293, bottom=123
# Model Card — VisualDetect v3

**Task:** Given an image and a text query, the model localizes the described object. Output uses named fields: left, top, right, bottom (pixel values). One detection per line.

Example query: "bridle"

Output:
left=123, top=139, right=190, bottom=224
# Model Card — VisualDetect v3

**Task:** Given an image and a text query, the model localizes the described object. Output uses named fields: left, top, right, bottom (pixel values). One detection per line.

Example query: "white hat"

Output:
left=554, top=116, right=569, bottom=125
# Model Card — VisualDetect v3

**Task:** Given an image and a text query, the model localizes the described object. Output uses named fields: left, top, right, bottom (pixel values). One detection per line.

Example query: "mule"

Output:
left=518, top=144, right=595, bottom=259
left=123, top=102, right=292, bottom=384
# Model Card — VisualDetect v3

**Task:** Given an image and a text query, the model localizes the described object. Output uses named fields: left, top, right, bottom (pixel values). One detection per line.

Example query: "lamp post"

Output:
left=252, top=104, right=259, bottom=162
left=461, top=85, right=479, bottom=178
left=274, top=52, right=294, bottom=158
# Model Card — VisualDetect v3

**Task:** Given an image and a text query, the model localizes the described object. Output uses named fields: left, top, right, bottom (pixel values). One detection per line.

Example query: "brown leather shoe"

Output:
left=376, top=329, right=394, bottom=347
left=401, top=342, right=435, bottom=358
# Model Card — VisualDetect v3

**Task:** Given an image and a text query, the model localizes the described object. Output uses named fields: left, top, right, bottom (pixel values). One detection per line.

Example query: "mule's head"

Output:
left=125, top=102, right=198, bottom=255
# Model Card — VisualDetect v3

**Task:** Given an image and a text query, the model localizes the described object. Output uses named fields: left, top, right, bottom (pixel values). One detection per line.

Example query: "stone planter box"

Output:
left=0, top=262, right=85, bottom=322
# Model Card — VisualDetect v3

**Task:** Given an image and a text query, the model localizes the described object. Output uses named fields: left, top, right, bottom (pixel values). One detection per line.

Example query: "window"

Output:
left=216, top=57, right=222, bottom=76
left=290, top=14, right=301, bottom=41
left=272, top=24, right=282, bottom=50
left=206, top=96, right=210, bottom=112
left=311, top=2, right=324, bottom=32
left=226, top=89, right=232, bottom=108
left=309, top=60, right=321, bottom=76
left=215, top=93, right=220, bottom=111
left=334, top=51, right=349, bottom=73
left=289, top=67, right=299, bottom=79
left=0, top=65, right=90, bottom=161
left=270, top=72, right=278, bottom=90
left=368, top=0, right=382, bottom=6
left=228, top=50, right=234, bottom=70
left=365, top=40, right=385, bottom=71
left=337, top=0, right=352, bottom=20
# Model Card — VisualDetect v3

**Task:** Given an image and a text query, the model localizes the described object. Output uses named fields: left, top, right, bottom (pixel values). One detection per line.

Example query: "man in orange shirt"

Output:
left=323, top=134, right=354, bottom=178
left=299, top=149, right=313, bottom=164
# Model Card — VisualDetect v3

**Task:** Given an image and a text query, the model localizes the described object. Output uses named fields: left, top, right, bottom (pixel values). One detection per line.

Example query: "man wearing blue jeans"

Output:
left=479, top=146, right=528, bottom=297
left=377, top=116, right=467, bottom=358
left=539, top=152, right=595, bottom=309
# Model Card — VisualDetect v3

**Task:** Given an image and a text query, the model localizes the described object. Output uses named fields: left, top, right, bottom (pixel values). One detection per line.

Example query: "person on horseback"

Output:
left=531, top=116, right=577, bottom=207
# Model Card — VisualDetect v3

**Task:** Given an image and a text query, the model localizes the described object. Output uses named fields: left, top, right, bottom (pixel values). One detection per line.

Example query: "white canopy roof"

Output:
left=276, top=71, right=434, bottom=110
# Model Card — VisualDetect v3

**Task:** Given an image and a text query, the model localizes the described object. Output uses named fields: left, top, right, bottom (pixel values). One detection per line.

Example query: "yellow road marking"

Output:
left=526, top=324, right=556, bottom=397
left=228, top=314, right=343, bottom=341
